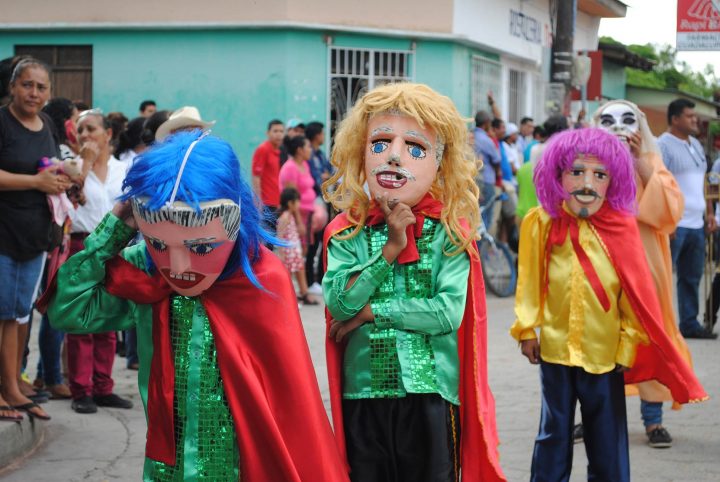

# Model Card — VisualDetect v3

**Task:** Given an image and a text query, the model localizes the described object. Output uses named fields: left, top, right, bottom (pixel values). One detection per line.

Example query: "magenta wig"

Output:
left=533, top=127, right=636, bottom=218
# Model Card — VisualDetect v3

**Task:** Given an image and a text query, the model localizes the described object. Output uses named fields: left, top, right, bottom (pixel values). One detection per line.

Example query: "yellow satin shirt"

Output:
left=511, top=206, right=649, bottom=374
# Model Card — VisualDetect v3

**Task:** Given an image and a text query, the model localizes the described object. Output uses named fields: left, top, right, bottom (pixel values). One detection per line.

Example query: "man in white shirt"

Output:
left=658, top=99, right=718, bottom=339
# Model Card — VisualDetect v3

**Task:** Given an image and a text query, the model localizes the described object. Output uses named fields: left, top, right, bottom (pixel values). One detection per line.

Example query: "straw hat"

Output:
left=156, top=106, right=215, bottom=141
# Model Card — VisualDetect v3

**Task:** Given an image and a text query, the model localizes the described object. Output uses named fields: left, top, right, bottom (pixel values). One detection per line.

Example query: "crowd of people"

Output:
left=251, top=117, right=333, bottom=305
left=0, top=56, right=220, bottom=421
left=0, top=54, right=714, bottom=481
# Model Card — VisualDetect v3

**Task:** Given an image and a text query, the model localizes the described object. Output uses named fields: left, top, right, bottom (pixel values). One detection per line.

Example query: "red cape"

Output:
left=564, top=205, right=707, bottom=404
left=323, top=211, right=506, bottom=482
left=42, top=247, right=349, bottom=482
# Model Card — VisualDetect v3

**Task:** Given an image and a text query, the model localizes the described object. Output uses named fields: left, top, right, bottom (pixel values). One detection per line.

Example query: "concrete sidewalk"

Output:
left=1, top=295, right=718, bottom=481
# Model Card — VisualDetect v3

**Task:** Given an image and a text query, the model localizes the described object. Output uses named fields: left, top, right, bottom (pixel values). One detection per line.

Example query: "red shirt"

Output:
left=251, top=140, right=280, bottom=208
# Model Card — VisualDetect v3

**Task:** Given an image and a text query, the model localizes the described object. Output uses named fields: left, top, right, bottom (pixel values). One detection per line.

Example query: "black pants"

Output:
left=305, top=228, right=324, bottom=285
left=343, top=394, right=460, bottom=482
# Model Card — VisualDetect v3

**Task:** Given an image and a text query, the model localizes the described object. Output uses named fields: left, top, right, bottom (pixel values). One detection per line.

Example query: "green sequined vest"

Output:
left=147, top=296, right=240, bottom=481
left=342, top=218, right=443, bottom=399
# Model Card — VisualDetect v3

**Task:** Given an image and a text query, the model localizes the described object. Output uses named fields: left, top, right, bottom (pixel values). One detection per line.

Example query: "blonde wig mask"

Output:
left=323, top=82, right=480, bottom=255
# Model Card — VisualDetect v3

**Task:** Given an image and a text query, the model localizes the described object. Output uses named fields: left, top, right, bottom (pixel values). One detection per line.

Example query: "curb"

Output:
left=0, top=416, right=46, bottom=472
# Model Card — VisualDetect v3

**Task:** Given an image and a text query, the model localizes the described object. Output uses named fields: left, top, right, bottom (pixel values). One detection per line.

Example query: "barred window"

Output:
left=471, top=55, right=501, bottom=116
left=328, top=46, right=414, bottom=139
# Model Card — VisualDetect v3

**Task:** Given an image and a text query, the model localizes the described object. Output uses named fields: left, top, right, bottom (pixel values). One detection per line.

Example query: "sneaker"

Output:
left=647, top=427, right=672, bottom=448
left=572, top=423, right=584, bottom=444
left=93, top=393, right=133, bottom=409
left=682, top=329, right=718, bottom=340
left=72, top=396, right=98, bottom=414
left=308, top=282, right=323, bottom=295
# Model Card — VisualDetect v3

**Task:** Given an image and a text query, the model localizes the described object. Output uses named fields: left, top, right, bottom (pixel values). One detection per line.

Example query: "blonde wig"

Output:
left=323, top=82, right=480, bottom=255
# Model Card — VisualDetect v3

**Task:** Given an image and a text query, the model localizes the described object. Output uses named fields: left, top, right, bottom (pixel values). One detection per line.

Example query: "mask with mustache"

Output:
left=561, top=157, right=610, bottom=218
left=364, top=113, right=439, bottom=207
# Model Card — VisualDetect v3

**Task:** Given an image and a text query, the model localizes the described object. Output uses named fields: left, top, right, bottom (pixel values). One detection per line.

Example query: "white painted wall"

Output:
left=453, top=0, right=601, bottom=64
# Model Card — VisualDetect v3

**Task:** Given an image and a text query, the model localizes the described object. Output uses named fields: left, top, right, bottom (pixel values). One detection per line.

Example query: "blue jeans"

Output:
left=670, top=227, right=706, bottom=335
left=125, top=327, right=138, bottom=367
left=37, top=313, right=64, bottom=385
left=640, top=400, right=663, bottom=428
left=479, top=181, right=497, bottom=231
left=0, top=252, right=46, bottom=319
left=532, top=363, right=629, bottom=482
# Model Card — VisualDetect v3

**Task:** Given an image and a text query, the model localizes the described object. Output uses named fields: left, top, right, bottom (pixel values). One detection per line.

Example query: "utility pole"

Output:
left=550, top=0, right=576, bottom=116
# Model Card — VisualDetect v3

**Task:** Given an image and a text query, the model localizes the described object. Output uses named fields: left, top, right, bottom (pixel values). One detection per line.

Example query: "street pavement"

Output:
left=2, top=294, right=718, bottom=481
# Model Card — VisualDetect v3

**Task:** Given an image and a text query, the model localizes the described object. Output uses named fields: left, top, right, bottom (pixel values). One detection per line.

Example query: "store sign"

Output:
left=677, top=0, right=720, bottom=50
left=510, top=9, right=542, bottom=44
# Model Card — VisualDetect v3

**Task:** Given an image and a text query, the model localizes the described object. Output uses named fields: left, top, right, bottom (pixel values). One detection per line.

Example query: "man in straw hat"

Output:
left=155, top=106, right=215, bottom=141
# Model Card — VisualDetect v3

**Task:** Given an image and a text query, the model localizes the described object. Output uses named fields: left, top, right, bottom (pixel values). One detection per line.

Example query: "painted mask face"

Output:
left=364, top=113, right=441, bottom=207
left=132, top=199, right=240, bottom=296
left=598, top=103, right=638, bottom=147
left=561, top=156, right=611, bottom=218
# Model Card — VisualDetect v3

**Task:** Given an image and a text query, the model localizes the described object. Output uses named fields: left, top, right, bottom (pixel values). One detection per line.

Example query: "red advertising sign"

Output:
left=677, top=0, right=720, bottom=50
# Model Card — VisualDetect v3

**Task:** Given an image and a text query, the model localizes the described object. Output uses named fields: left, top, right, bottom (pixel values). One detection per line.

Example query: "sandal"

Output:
left=13, top=402, right=51, bottom=421
left=0, top=405, right=23, bottom=422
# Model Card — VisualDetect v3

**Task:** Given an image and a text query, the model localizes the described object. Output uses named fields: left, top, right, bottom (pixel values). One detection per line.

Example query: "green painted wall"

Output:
left=0, top=28, right=496, bottom=164
left=601, top=61, right=627, bottom=101
left=0, top=29, right=328, bottom=167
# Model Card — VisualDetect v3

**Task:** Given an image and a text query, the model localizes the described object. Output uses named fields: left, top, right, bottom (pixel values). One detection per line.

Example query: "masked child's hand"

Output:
left=329, top=317, right=365, bottom=343
left=377, top=193, right=415, bottom=263
left=329, top=304, right=374, bottom=343
left=112, top=200, right=138, bottom=230
left=521, top=338, right=541, bottom=364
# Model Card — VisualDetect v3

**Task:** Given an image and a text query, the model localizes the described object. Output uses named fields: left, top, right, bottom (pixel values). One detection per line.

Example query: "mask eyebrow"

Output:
left=405, top=130, right=432, bottom=148
left=182, top=237, right=218, bottom=246
left=370, top=125, right=393, bottom=137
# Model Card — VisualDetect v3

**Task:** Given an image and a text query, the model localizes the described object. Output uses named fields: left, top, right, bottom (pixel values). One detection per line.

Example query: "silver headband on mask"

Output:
left=132, top=198, right=241, bottom=241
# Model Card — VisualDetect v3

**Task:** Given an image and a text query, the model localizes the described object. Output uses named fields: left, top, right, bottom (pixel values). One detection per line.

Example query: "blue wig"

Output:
left=120, top=130, right=278, bottom=288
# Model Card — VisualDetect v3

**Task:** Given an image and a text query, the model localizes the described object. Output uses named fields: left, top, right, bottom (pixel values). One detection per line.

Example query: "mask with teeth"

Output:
left=598, top=102, right=638, bottom=148
left=132, top=198, right=240, bottom=296
left=364, top=113, right=440, bottom=207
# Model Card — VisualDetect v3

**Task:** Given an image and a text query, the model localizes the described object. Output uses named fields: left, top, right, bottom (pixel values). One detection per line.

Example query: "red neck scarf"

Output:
left=364, top=193, right=444, bottom=264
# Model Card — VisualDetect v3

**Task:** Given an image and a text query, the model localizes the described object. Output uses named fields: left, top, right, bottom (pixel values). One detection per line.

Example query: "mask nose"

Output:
left=168, top=246, right=191, bottom=275
left=388, top=153, right=401, bottom=166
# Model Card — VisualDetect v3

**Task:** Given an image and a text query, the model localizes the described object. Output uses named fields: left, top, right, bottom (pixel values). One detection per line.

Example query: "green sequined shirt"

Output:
left=323, top=218, right=470, bottom=405
left=47, top=214, right=240, bottom=481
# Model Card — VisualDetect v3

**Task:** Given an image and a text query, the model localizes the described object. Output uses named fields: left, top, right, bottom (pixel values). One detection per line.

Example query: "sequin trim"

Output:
left=148, top=296, right=239, bottom=481
left=349, top=219, right=440, bottom=398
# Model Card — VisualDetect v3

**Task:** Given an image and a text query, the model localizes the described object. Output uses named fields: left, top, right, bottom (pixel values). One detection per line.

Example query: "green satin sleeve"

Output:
left=47, top=213, right=148, bottom=334
left=323, top=230, right=392, bottom=322
left=372, top=233, right=470, bottom=335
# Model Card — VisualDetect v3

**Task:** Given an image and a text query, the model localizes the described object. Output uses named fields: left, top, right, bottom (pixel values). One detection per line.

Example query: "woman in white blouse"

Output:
left=65, top=109, right=133, bottom=414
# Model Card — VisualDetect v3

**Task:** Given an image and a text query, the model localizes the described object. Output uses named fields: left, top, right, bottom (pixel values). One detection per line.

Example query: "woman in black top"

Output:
left=0, top=58, right=68, bottom=421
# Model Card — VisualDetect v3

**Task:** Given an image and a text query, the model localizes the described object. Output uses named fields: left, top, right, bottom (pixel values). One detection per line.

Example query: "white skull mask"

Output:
left=598, top=103, right=638, bottom=146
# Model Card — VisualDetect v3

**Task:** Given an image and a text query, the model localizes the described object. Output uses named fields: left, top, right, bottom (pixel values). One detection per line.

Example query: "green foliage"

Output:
left=601, top=36, right=720, bottom=100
